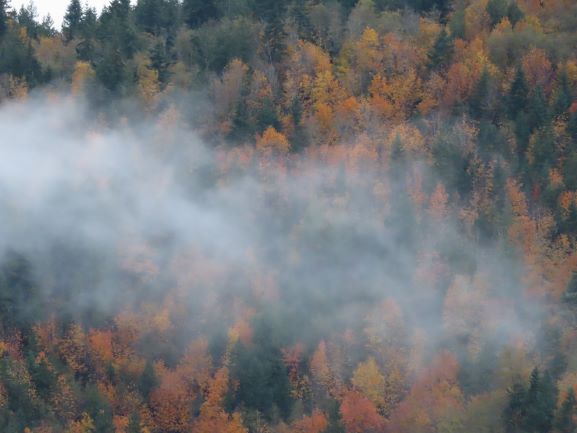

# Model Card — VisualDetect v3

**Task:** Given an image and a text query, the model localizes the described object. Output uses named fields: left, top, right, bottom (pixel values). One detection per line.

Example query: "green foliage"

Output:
left=139, top=359, right=158, bottom=400
left=508, top=68, right=528, bottom=120
left=507, top=1, right=524, bottom=26
left=487, top=0, right=508, bottom=28
left=231, top=314, right=294, bottom=420
left=428, top=28, right=454, bottom=71
left=63, top=0, right=83, bottom=41
left=183, top=0, right=220, bottom=28
left=191, top=17, right=258, bottom=72
left=0, top=0, right=9, bottom=37
left=555, top=389, right=577, bottom=433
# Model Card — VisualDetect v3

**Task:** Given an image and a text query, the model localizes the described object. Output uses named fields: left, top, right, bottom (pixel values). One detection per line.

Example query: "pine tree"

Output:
left=62, top=0, right=83, bottom=42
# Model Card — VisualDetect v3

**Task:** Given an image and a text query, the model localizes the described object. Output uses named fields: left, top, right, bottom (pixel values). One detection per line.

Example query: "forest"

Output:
left=1, top=0, right=577, bottom=432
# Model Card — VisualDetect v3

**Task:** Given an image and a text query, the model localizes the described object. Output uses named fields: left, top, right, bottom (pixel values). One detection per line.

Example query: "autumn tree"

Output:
left=340, top=391, right=386, bottom=433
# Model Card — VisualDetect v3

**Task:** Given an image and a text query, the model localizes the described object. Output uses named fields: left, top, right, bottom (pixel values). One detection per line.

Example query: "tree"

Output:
left=428, top=28, right=453, bottom=72
left=469, top=68, right=492, bottom=119
left=528, top=86, right=549, bottom=133
left=508, top=68, right=529, bottom=119
left=555, top=389, right=577, bottom=433
left=62, top=0, right=83, bottom=42
left=503, top=382, right=527, bottom=433
left=351, top=358, right=386, bottom=411
left=507, top=2, right=524, bottom=26
left=0, top=0, right=8, bottom=38
left=254, top=0, right=287, bottom=63
left=553, top=70, right=573, bottom=118
left=182, top=0, right=219, bottom=28
left=135, top=0, right=162, bottom=34
left=525, top=369, right=557, bottom=433
left=487, top=0, right=508, bottom=27
left=564, top=272, right=577, bottom=304
left=340, top=391, right=386, bottom=433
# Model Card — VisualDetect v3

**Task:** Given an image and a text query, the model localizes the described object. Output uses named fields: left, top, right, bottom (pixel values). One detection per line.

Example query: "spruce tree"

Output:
left=528, top=86, right=549, bottom=132
left=555, top=389, right=577, bottom=433
left=508, top=68, right=529, bottom=119
left=507, top=1, right=524, bottom=26
left=554, top=71, right=573, bottom=118
left=503, top=382, right=527, bottom=433
left=135, top=0, right=162, bottom=34
left=0, top=0, right=8, bottom=38
left=487, top=0, right=508, bottom=27
left=62, top=0, right=83, bottom=42
left=525, top=369, right=557, bottom=433
left=182, top=0, right=219, bottom=28
left=470, top=68, right=492, bottom=119
left=428, top=28, right=454, bottom=71
left=564, top=272, right=577, bottom=304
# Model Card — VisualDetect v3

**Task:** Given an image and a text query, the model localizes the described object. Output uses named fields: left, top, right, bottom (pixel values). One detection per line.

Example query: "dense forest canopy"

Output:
left=1, top=0, right=577, bottom=432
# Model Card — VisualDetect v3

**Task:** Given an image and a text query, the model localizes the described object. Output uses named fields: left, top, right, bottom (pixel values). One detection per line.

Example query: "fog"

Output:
left=0, top=94, right=543, bottom=367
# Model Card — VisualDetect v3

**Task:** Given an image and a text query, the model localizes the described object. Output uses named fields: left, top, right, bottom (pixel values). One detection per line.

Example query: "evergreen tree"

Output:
left=257, top=97, right=281, bottom=133
left=94, top=46, right=125, bottom=92
left=564, top=272, right=577, bottom=304
left=532, top=122, right=556, bottom=174
left=487, top=0, right=508, bottom=27
left=0, top=0, right=9, bottom=38
left=76, top=7, right=97, bottom=61
left=503, top=382, right=527, bottom=433
left=254, top=0, right=287, bottom=62
left=428, top=28, right=453, bottom=71
left=554, top=70, right=573, bottom=118
left=17, top=3, right=39, bottom=39
left=470, top=68, right=492, bottom=119
left=525, top=369, right=557, bottom=433
left=183, top=0, right=219, bottom=28
left=507, top=1, right=524, bottom=26
left=135, top=0, right=162, bottom=34
left=508, top=68, right=529, bottom=119
left=555, top=389, right=577, bottom=433
left=564, top=151, right=577, bottom=190
left=449, top=2, right=466, bottom=39
left=139, top=359, right=158, bottom=400
left=85, top=385, right=114, bottom=433
left=528, top=86, right=549, bottom=132
left=62, top=0, right=83, bottom=42
left=127, top=411, right=142, bottom=433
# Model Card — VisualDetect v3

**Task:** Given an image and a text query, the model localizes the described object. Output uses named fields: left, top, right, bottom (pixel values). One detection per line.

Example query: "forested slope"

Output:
left=1, top=1, right=577, bottom=433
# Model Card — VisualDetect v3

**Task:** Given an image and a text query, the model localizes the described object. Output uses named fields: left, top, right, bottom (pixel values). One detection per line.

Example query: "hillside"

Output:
left=1, top=1, right=577, bottom=433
